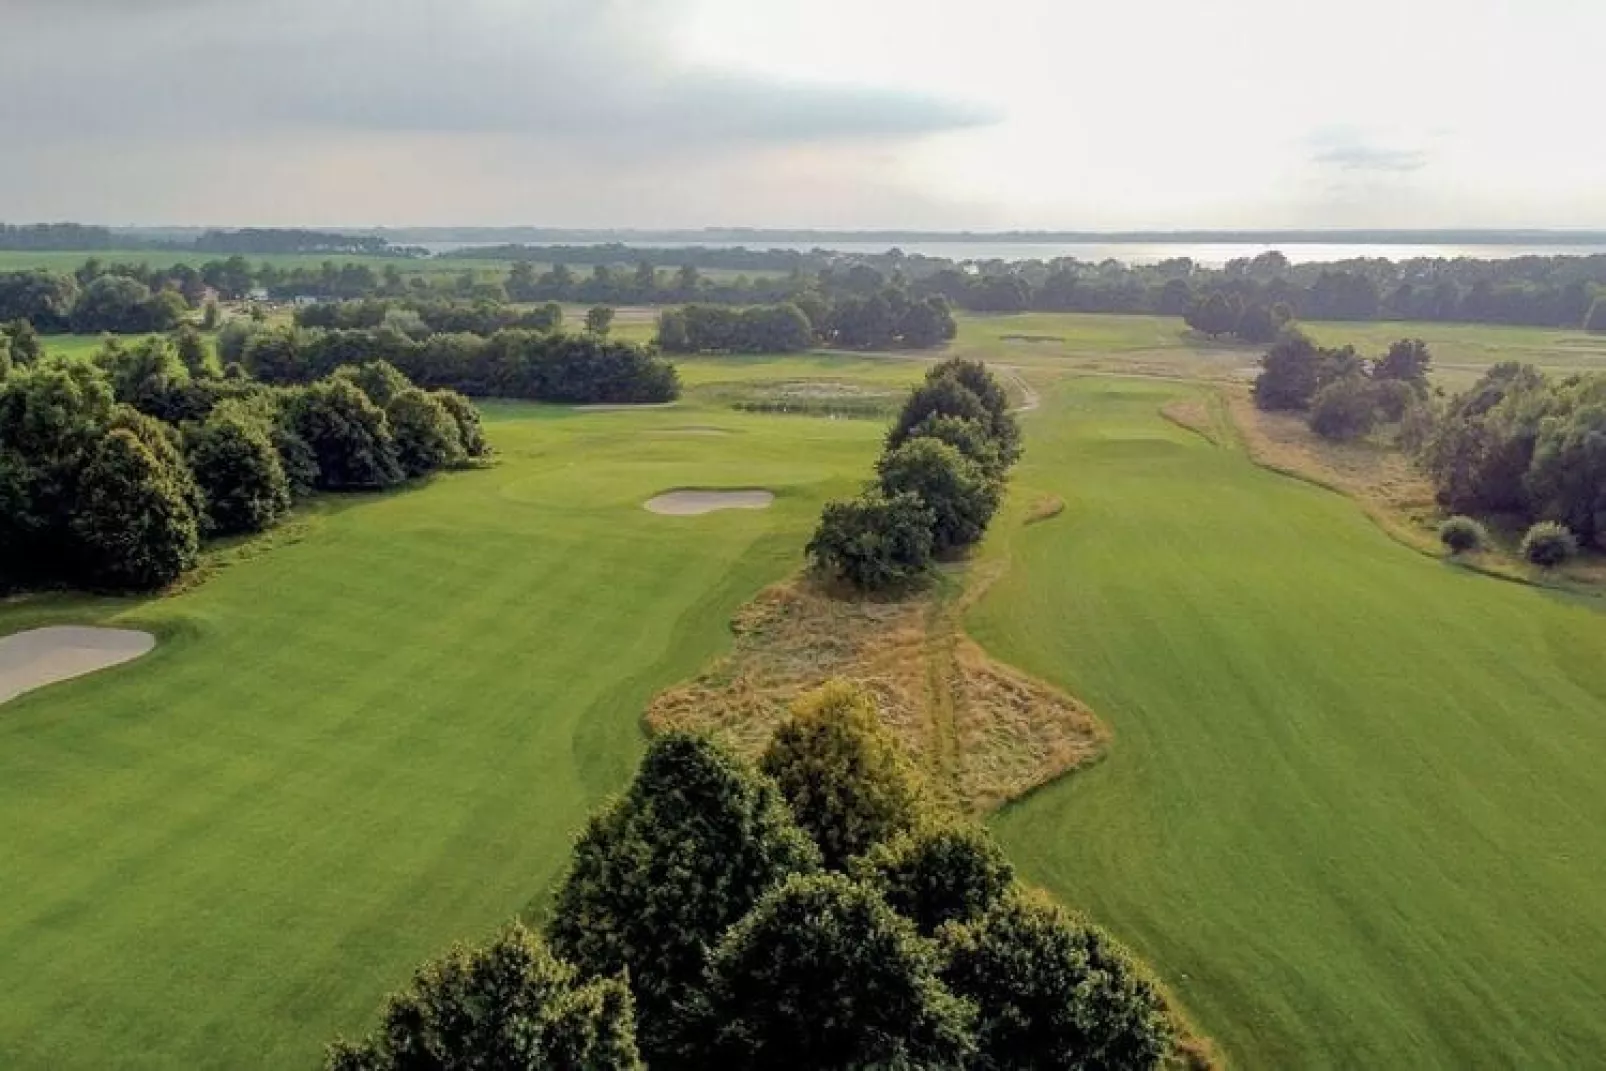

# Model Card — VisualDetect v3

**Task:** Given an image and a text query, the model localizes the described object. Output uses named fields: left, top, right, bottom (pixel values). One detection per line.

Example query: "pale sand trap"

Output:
left=644, top=490, right=775, bottom=516
left=0, top=627, right=156, bottom=705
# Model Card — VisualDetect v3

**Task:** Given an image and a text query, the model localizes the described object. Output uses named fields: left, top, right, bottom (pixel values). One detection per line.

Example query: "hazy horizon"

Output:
left=6, top=0, right=1605, bottom=231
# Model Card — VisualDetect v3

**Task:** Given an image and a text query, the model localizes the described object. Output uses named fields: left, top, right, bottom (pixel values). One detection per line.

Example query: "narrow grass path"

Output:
left=972, top=377, right=1606, bottom=1068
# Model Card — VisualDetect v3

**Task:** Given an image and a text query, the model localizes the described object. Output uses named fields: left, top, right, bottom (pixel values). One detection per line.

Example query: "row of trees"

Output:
left=220, top=324, right=680, bottom=404
left=1252, top=330, right=1433, bottom=441
left=294, top=297, right=565, bottom=337
left=658, top=291, right=958, bottom=355
left=0, top=269, right=189, bottom=334
left=808, top=360, right=1021, bottom=590
left=0, top=337, right=486, bottom=594
left=1418, top=363, right=1606, bottom=551
left=330, top=681, right=1179, bottom=1070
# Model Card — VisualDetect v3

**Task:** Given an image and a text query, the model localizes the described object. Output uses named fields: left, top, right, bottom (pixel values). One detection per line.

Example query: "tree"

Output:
left=921, top=358, right=1021, bottom=466
left=547, top=733, right=818, bottom=1069
left=856, top=821, right=1015, bottom=937
left=887, top=377, right=991, bottom=453
left=1308, top=377, right=1379, bottom=441
left=1525, top=402, right=1606, bottom=546
left=760, top=680, right=925, bottom=870
left=6, top=318, right=41, bottom=366
left=585, top=306, right=616, bottom=336
left=174, top=326, right=218, bottom=379
left=100, top=337, right=192, bottom=420
left=186, top=410, right=292, bottom=535
left=1372, top=338, right=1432, bottom=388
left=71, top=274, right=155, bottom=333
left=326, top=923, right=643, bottom=1071
left=285, top=379, right=404, bottom=490
left=201, top=300, right=221, bottom=331
left=331, top=360, right=412, bottom=407
left=1183, top=292, right=1236, bottom=338
left=1520, top=521, right=1577, bottom=568
left=71, top=429, right=200, bottom=590
left=700, top=873, right=974, bottom=1070
left=107, top=403, right=207, bottom=525
left=902, top=414, right=1005, bottom=479
left=1252, top=330, right=1321, bottom=410
left=387, top=388, right=466, bottom=477
left=877, top=438, right=1001, bottom=553
left=434, top=390, right=489, bottom=458
left=806, top=490, right=935, bottom=591
left=940, top=892, right=1175, bottom=1071
left=899, top=296, right=958, bottom=348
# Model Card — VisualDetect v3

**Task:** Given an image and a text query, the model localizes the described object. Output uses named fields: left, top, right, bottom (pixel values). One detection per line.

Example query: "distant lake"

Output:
left=424, top=239, right=1606, bottom=266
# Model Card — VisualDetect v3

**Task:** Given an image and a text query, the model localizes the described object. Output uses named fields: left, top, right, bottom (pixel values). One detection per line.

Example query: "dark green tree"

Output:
left=806, top=489, right=935, bottom=591
left=902, top=413, right=1005, bottom=479
left=1251, top=330, right=1321, bottom=411
left=286, top=379, right=403, bottom=490
left=174, top=325, right=218, bottom=379
left=922, top=358, right=1021, bottom=465
left=186, top=410, right=292, bottom=535
left=71, top=429, right=200, bottom=590
left=585, top=306, right=616, bottom=336
left=1525, top=403, right=1606, bottom=546
left=332, top=360, right=411, bottom=407
left=547, top=733, right=818, bottom=1069
left=760, top=680, right=925, bottom=870
left=878, top=438, right=1001, bottom=553
left=6, top=318, right=41, bottom=366
left=940, top=892, right=1176, bottom=1071
left=386, top=388, right=466, bottom=477
left=326, top=923, right=642, bottom=1071
left=1372, top=338, right=1433, bottom=388
left=700, top=873, right=974, bottom=1070
left=1309, top=377, right=1379, bottom=441
left=856, top=821, right=1015, bottom=937
left=1585, top=296, right=1606, bottom=333
left=433, top=390, right=489, bottom=458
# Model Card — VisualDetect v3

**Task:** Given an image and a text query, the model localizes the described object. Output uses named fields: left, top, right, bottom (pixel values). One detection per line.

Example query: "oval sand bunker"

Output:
left=0, top=626, right=155, bottom=705
left=644, top=490, right=775, bottom=516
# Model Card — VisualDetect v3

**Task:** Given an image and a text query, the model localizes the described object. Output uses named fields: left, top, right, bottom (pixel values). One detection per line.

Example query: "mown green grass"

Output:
left=973, top=377, right=1606, bottom=1068
left=0, top=358, right=920, bottom=1068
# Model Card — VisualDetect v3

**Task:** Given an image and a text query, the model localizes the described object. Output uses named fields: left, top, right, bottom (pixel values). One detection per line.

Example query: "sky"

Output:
left=2, top=0, right=1603, bottom=230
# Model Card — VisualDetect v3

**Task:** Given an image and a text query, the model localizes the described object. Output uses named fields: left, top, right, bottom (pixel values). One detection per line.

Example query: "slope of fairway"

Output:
left=973, top=378, right=1606, bottom=1067
left=0, top=374, right=906, bottom=1068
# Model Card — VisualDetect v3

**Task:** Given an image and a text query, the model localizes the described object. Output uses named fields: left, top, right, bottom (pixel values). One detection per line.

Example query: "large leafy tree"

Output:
left=903, top=413, right=1005, bottom=479
left=887, top=375, right=992, bottom=451
left=186, top=410, right=292, bottom=535
left=547, top=733, right=818, bottom=1069
left=806, top=489, right=935, bottom=591
left=1526, top=402, right=1606, bottom=547
left=71, top=429, right=199, bottom=590
left=386, top=388, right=465, bottom=477
left=923, top=357, right=1020, bottom=465
left=434, top=390, right=489, bottom=458
left=1372, top=338, right=1433, bottom=388
left=940, top=893, right=1176, bottom=1071
left=700, top=873, right=974, bottom=1070
left=856, top=821, right=1016, bottom=937
left=760, top=680, right=925, bottom=870
left=285, top=379, right=404, bottom=490
left=877, top=437, right=1000, bottom=554
left=327, top=923, right=642, bottom=1071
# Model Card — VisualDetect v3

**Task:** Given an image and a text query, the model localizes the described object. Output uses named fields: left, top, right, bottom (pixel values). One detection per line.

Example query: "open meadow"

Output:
left=5, top=311, right=1606, bottom=1066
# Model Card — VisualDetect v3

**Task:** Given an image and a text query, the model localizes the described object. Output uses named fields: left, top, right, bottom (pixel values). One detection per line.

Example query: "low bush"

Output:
left=1438, top=515, right=1488, bottom=555
left=1521, top=521, right=1578, bottom=568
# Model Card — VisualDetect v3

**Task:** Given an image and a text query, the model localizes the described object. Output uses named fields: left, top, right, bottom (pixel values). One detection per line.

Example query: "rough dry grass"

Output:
left=645, top=573, right=1106, bottom=815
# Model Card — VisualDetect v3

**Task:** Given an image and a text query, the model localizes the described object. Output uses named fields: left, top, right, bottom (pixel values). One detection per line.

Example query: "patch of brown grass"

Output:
left=1023, top=492, right=1066, bottom=525
left=644, top=575, right=1106, bottom=815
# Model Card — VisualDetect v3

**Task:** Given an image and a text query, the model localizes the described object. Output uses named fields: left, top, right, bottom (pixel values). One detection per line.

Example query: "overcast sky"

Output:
left=3, top=0, right=1602, bottom=230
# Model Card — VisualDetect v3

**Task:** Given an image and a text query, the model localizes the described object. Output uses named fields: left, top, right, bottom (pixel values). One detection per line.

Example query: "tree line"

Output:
left=0, top=332, right=487, bottom=594
left=808, top=360, right=1021, bottom=590
left=657, top=289, right=958, bottom=354
left=329, top=680, right=1182, bottom=1070
left=217, top=322, right=679, bottom=404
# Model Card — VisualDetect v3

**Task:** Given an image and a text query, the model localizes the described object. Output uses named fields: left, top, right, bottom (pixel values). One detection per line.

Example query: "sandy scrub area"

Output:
left=0, top=626, right=155, bottom=705
left=643, top=490, right=774, bottom=515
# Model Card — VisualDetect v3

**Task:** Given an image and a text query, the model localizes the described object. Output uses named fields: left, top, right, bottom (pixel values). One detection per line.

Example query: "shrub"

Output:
left=877, top=437, right=1001, bottom=554
left=285, top=379, right=403, bottom=491
left=433, top=389, right=489, bottom=458
left=1438, top=515, right=1487, bottom=555
left=186, top=412, right=292, bottom=535
left=760, top=680, right=925, bottom=870
left=326, top=923, right=642, bottom=1071
left=700, top=873, right=975, bottom=1070
left=806, top=490, right=935, bottom=591
left=386, top=388, right=465, bottom=477
left=856, top=821, right=1015, bottom=937
left=1308, top=376, right=1378, bottom=441
left=1521, top=521, right=1578, bottom=568
left=940, top=892, right=1176, bottom=1071
left=547, top=733, right=818, bottom=1069
left=71, top=429, right=200, bottom=590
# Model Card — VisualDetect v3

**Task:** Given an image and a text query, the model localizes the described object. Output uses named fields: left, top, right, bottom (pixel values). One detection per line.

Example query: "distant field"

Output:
left=975, top=378, right=1606, bottom=1066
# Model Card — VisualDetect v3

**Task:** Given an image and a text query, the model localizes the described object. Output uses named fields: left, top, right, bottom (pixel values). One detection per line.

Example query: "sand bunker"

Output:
left=0, top=627, right=155, bottom=705
left=644, top=490, right=775, bottom=515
